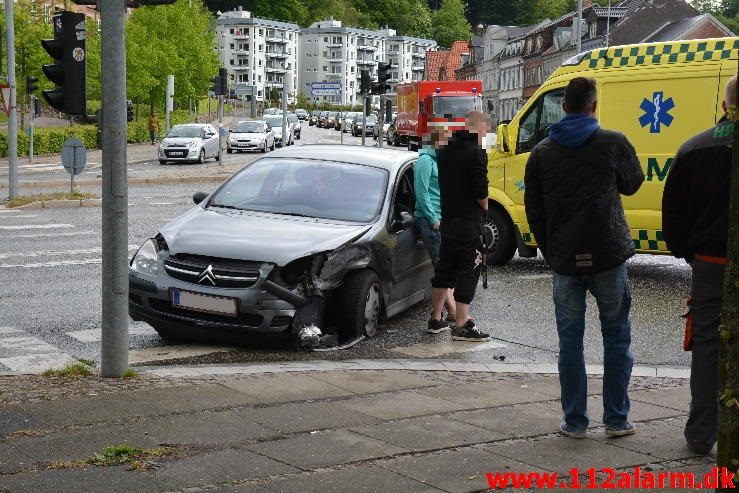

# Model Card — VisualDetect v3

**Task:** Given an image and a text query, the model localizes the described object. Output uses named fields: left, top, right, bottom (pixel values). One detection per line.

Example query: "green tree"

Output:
left=0, top=0, right=54, bottom=123
left=85, top=17, right=102, bottom=104
left=515, top=0, right=574, bottom=25
left=431, top=0, right=472, bottom=48
left=126, top=0, right=219, bottom=110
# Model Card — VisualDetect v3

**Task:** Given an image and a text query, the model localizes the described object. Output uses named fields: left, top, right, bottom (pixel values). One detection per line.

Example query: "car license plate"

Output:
left=170, top=151, right=185, bottom=156
left=171, top=288, right=238, bottom=317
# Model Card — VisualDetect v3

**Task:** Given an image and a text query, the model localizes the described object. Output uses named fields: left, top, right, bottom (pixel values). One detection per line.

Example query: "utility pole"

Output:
left=5, top=0, right=18, bottom=200
left=217, top=94, right=223, bottom=161
left=29, top=96, right=35, bottom=163
left=575, top=0, right=583, bottom=54
left=165, top=74, right=174, bottom=133
left=378, top=95, right=384, bottom=148
left=100, top=0, right=128, bottom=377
left=361, top=95, right=367, bottom=147
left=717, top=83, right=739, bottom=493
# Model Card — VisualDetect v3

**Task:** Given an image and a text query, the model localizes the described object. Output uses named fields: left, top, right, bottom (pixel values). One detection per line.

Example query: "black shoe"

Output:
left=452, top=319, right=490, bottom=341
left=427, top=319, right=451, bottom=334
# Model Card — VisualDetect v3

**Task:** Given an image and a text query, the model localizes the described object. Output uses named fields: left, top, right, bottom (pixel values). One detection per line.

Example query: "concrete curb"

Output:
left=4, top=174, right=230, bottom=191
left=13, top=198, right=103, bottom=209
left=144, top=359, right=692, bottom=379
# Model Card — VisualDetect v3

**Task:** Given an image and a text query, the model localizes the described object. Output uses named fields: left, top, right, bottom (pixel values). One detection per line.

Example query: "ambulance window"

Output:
left=538, top=90, right=565, bottom=142
left=516, top=88, right=565, bottom=153
left=517, top=105, right=539, bottom=153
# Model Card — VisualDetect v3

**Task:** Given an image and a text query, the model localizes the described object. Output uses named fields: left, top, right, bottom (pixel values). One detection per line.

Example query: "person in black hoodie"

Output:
left=524, top=77, right=644, bottom=439
left=430, top=112, right=491, bottom=342
left=662, top=74, right=736, bottom=455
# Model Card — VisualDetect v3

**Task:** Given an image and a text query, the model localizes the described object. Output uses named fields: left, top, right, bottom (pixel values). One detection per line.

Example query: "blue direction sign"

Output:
left=311, top=81, right=341, bottom=96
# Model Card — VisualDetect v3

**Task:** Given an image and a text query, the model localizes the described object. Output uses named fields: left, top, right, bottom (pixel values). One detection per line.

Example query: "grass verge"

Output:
left=6, top=191, right=98, bottom=208
left=42, top=362, right=94, bottom=377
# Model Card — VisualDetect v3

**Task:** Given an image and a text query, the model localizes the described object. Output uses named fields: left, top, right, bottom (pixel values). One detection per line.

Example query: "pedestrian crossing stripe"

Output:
left=516, top=228, right=669, bottom=252
left=578, top=38, right=738, bottom=70
left=632, top=229, right=669, bottom=252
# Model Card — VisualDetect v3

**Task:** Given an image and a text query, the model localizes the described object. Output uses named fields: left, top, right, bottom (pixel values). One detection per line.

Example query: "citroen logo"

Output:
left=197, top=265, right=217, bottom=285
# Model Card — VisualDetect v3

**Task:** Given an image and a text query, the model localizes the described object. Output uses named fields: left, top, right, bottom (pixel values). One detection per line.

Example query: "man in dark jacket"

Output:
left=524, top=77, right=644, bottom=439
left=662, top=75, right=736, bottom=455
left=429, top=112, right=491, bottom=341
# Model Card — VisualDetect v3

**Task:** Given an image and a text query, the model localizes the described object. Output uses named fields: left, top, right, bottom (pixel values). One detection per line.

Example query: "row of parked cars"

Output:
left=157, top=112, right=302, bottom=164
left=308, top=110, right=394, bottom=139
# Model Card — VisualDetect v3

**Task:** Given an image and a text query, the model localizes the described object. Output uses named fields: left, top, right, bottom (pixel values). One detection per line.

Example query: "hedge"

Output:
left=0, top=110, right=198, bottom=158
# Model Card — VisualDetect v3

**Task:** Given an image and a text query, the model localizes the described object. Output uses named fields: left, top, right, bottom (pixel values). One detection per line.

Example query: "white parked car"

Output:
left=159, top=124, right=219, bottom=165
left=264, top=114, right=294, bottom=147
left=227, top=120, right=275, bottom=154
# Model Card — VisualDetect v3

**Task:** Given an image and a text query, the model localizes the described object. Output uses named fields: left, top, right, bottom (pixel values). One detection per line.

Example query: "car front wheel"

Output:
left=338, top=270, right=382, bottom=339
left=485, top=207, right=517, bottom=266
left=261, top=141, right=267, bottom=153
left=197, top=149, right=205, bottom=164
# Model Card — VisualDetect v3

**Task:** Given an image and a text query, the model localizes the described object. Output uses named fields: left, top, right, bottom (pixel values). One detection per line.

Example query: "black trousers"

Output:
left=685, top=258, right=724, bottom=451
left=431, top=217, right=483, bottom=305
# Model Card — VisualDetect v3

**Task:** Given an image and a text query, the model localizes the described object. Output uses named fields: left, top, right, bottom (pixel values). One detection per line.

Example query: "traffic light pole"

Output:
left=100, top=0, right=129, bottom=378
left=29, top=95, right=34, bottom=163
left=378, top=95, right=384, bottom=149
left=5, top=0, right=18, bottom=199
left=361, top=94, right=366, bottom=147
left=217, top=95, right=223, bottom=163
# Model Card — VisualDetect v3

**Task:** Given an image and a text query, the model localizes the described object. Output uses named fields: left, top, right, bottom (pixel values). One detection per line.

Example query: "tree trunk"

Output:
left=717, top=86, right=739, bottom=493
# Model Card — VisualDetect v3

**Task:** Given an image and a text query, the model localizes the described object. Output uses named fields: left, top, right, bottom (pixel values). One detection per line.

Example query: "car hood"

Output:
left=160, top=207, right=372, bottom=266
left=230, top=132, right=265, bottom=139
left=162, top=137, right=202, bottom=146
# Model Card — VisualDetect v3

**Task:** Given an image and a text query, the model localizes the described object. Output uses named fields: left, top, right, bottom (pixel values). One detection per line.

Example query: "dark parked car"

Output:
left=316, top=111, right=329, bottom=128
left=294, top=109, right=308, bottom=120
left=352, top=114, right=377, bottom=136
left=129, top=145, right=432, bottom=344
left=309, top=110, right=321, bottom=126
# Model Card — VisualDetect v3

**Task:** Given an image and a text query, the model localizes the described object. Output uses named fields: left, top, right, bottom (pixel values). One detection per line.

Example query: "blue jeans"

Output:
left=414, top=216, right=440, bottom=267
left=553, top=263, right=633, bottom=431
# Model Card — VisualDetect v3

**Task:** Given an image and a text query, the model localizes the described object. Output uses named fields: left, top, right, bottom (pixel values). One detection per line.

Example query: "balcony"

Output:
left=232, top=32, right=249, bottom=40
left=266, top=36, right=288, bottom=44
left=357, top=59, right=374, bottom=66
left=326, top=42, right=343, bottom=48
left=265, top=81, right=284, bottom=88
left=265, top=66, right=286, bottom=73
left=326, top=73, right=343, bottom=79
left=234, top=48, right=249, bottom=56
left=412, top=51, right=425, bottom=58
left=232, top=65, right=249, bottom=71
left=328, top=58, right=343, bottom=63
left=266, top=51, right=289, bottom=59
left=412, top=65, right=425, bottom=71
left=357, top=43, right=377, bottom=51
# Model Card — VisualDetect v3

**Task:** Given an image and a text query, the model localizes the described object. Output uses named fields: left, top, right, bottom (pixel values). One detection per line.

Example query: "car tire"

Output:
left=297, top=132, right=301, bottom=140
left=338, top=269, right=382, bottom=339
left=227, top=148, right=233, bottom=154
left=197, top=149, right=205, bottom=164
left=261, top=141, right=267, bottom=153
left=215, top=150, right=220, bottom=161
left=270, top=140, right=275, bottom=151
left=485, top=207, right=517, bottom=266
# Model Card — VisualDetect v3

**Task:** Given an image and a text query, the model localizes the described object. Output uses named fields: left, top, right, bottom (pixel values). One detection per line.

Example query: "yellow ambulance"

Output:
left=487, top=37, right=738, bottom=265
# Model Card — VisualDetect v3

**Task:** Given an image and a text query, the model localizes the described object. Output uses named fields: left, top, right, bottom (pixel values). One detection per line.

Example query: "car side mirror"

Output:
left=496, top=123, right=510, bottom=154
left=193, top=191, right=208, bottom=205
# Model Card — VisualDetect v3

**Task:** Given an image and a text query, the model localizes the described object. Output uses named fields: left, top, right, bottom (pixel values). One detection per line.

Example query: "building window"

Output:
left=324, top=36, right=328, bottom=42
left=259, top=44, right=263, bottom=51
left=229, top=43, right=234, bottom=49
left=230, top=28, right=234, bottom=34
left=259, top=29, right=263, bottom=36
left=323, top=66, right=328, bottom=72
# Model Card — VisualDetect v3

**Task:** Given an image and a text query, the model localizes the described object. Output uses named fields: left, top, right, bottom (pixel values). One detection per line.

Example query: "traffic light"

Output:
left=26, top=76, right=39, bottom=95
left=34, top=97, right=42, bottom=117
left=360, top=70, right=371, bottom=95
left=220, top=68, right=229, bottom=97
left=126, top=100, right=134, bottom=122
left=376, top=61, right=392, bottom=94
left=40, top=11, right=86, bottom=115
left=210, top=74, right=223, bottom=96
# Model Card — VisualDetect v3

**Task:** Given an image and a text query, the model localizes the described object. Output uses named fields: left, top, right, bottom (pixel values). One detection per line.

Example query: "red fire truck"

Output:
left=395, top=80, right=483, bottom=151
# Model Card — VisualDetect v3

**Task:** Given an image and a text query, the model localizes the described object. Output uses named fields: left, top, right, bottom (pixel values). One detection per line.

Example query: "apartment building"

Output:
left=215, top=8, right=300, bottom=103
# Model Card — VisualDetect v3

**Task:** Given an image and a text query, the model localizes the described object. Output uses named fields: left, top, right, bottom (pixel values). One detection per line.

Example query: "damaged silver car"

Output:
left=129, top=145, right=433, bottom=344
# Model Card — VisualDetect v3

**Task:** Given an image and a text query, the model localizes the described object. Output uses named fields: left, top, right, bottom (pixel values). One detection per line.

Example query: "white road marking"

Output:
left=391, top=340, right=507, bottom=358
left=0, top=224, right=75, bottom=230
left=0, top=230, right=96, bottom=239
left=0, top=248, right=102, bottom=260
left=0, top=327, right=24, bottom=336
left=0, top=215, right=38, bottom=219
left=150, top=202, right=174, bottom=206
left=0, top=259, right=102, bottom=269
left=66, top=325, right=158, bottom=343
left=0, top=336, right=61, bottom=353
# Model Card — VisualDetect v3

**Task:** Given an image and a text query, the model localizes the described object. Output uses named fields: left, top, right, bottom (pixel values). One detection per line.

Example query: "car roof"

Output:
left=234, top=120, right=266, bottom=124
left=262, top=144, right=415, bottom=172
left=174, top=123, right=208, bottom=128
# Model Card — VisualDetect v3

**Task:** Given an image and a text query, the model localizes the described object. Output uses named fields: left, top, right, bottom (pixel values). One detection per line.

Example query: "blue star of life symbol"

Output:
left=638, top=91, right=675, bottom=134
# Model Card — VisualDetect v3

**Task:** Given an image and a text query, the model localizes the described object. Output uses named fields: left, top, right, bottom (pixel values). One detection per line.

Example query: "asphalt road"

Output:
left=0, top=124, right=692, bottom=372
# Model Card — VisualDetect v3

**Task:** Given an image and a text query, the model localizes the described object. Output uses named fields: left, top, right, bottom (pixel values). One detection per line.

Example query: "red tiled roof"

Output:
left=425, top=50, right=448, bottom=80
left=445, top=41, right=470, bottom=79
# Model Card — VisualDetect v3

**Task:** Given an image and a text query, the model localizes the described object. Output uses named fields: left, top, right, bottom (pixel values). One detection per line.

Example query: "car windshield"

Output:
left=311, top=110, right=321, bottom=116
left=364, top=115, right=377, bottom=123
left=327, top=112, right=338, bottom=118
left=232, top=122, right=263, bottom=133
left=167, top=126, right=203, bottom=138
left=209, top=158, right=388, bottom=223
left=264, top=116, right=285, bottom=127
left=431, top=96, right=482, bottom=118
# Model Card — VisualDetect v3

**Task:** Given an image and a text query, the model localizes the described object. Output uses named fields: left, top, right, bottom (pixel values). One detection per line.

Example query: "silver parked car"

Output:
left=227, top=120, right=275, bottom=154
left=159, top=124, right=220, bottom=165
left=129, top=145, right=433, bottom=344
left=263, top=114, right=294, bottom=147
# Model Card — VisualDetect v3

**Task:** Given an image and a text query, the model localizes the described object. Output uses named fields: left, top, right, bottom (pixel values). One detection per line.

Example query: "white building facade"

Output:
left=216, top=9, right=300, bottom=103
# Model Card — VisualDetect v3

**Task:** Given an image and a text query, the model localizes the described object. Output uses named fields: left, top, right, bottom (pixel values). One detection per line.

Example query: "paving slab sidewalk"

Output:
left=0, top=369, right=717, bottom=493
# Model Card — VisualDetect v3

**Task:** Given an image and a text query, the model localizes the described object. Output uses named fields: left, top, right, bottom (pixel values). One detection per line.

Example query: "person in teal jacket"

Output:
left=414, top=135, right=456, bottom=334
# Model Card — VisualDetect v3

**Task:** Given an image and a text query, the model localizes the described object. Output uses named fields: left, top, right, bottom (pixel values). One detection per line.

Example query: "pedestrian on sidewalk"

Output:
left=429, top=112, right=491, bottom=342
left=148, top=111, right=160, bottom=145
left=524, top=77, right=644, bottom=439
left=414, top=130, right=456, bottom=333
left=662, top=74, right=736, bottom=456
